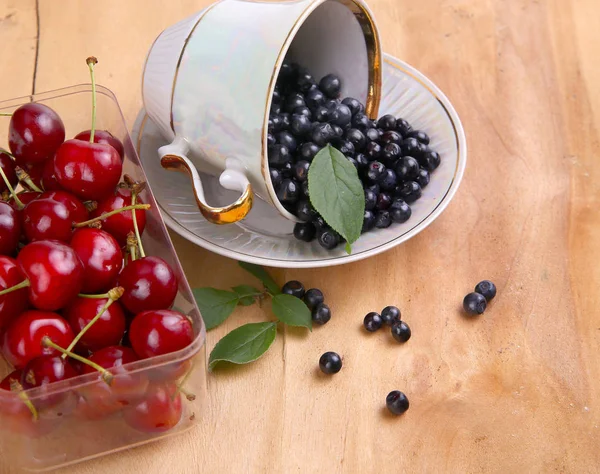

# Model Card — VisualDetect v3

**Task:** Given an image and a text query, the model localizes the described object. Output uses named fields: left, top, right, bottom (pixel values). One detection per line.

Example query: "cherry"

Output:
left=118, top=257, right=178, bottom=314
left=129, top=309, right=193, bottom=359
left=63, top=296, right=126, bottom=352
left=0, top=151, right=18, bottom=193
left=15, top=239, right=84, bottom=310
left=74, top=130, right=125, bottom=161
left=22, top=190, right=87, bottom=242
left=21, top=355, right=77, bottom=390
left=10, top=191, right=40, bottom=211
left=0, top=256, right=28, bottom=331
left=41, top=156, right=63, bottom=191
left=123, top=383, right=182, bottom=433
left=9, top=103, right=65, bottom=165
left=1, top=310, right=75, bottom=368
left=0, top=201, right=21, bottom=254
left=92, top=188, right=147, bottom=246
left=20, top=163, right=44, bottom=192
left=70, top=228, right=123, bottom=293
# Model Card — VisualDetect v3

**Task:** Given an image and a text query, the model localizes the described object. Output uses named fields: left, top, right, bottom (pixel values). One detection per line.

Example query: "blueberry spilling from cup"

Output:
left=268, top=60, right=442, bottom=250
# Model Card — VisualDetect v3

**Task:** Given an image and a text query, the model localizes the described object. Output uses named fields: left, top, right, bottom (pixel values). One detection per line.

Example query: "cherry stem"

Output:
left=43, top=337, right=113, bottom=385
left=73, top=203, right=150, bottom=228
left=87, top=57, right=98, bottom=143
left=131, top=190, right=146, bottom=258
left=63, top=287, right=124, bottom=357
left=0, top=113, right=12, bottom=117
left=0, top=163, right=24, bottom=209
left=0, top=279, right=30, bottom=296
left=173, top=361, right=196, bottom=401
left=9, top=379, right=39, bottom=422
left=127, top=231, right=138, bottom=261
left=14, top=166, right=43, bottom=193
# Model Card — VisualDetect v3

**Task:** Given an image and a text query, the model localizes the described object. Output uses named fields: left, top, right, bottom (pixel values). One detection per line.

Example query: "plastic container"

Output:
left=0, top=85, right=206, bottom=472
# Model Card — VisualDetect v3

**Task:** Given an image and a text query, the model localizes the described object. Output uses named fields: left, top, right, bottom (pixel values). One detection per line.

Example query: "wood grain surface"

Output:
left=1, top=0, right=600, bottom=472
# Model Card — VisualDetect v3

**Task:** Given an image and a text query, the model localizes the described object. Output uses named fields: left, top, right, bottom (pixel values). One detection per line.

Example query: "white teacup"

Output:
left=142, top=0, right=381, bottom=224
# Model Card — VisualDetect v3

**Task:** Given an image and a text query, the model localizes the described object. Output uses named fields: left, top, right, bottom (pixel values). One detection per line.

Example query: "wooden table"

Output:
left=1, top=0, right=600, bottom=472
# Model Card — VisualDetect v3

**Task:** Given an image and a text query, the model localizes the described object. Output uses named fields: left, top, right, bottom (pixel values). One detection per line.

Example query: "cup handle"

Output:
left=158, top=137, right=253, bottom=224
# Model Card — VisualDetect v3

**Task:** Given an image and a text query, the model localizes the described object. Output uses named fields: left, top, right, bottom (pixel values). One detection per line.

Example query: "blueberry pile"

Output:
left=362, top=305, right=411, bottom=343
left=281, top=280, right=331, bottom=325
left=463, top=280, right=496, bottom=315
left=268, top=60, right=442, bottom=250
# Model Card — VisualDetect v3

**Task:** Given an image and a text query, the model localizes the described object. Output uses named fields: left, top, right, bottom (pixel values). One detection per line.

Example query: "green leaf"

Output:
left=232, top=285, right=261, bottom=306
left=193, top=288, right=239, bottom=330
left=208, top=322, right=277, bottom=371
left=238, top=262, right=281, bottom=295
left=271, top=294, right=312, bottom=330
left=308, top=145, right=365, bottom=252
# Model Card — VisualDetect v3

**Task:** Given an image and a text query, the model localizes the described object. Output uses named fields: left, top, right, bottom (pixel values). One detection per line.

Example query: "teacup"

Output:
left=142, top=0, right=382, bottom=224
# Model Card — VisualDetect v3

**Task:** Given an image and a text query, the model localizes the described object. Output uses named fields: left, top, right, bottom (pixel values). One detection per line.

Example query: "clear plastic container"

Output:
left=0, top=85, right=206, bottom=471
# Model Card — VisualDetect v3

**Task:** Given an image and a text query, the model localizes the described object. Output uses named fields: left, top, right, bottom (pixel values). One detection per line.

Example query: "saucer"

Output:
left=131, top=53, right=467, bottom=268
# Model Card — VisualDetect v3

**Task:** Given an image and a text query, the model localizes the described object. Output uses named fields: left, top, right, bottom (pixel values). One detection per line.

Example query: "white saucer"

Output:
left=131, top=53, right=467, bottom=268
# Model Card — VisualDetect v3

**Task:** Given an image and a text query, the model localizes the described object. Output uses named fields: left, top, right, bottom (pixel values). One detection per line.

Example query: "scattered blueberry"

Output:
left=463, top=292, right=487, bottom=315
left=318, top=228, right=340, bottom=250
left=381, top=306, right=400, bottom=326
left=284, top=93, right=305, bottom=113
left=354, top=153, right=369, bottom=170
left=296, top=69, right=316, bottom=91
left=381, top=143, right=401, bottom=164
left=365, top=128, right=380, bottom=142
left=312, top=303, right=331, bottom=325
left=400, top=137, right=421, bottom=157
left=282, top=280, right=305, bottom=298
left=391, top=321, right=411, bottom=342
left=331, top=104, right=352, bottom=127
left=363, top=312, right=383, bottom=332
left=474, top=280, right=497, bottom=301
left=386, top=390, right=409, bottom=415
left=293, top=222, right=316, bottom=242
left=304, top=288, right=325, bottom=311
left=319, top=351, right=342, bottom=374
left=267, top=133, right=276, bottom=146
left=331, top=124, right=344, bottom=137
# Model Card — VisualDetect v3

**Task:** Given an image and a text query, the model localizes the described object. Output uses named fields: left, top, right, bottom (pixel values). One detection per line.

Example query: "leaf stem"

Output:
left=73, top=203, right=150, bottom=228
left=86, top=57, right=98, bottom=143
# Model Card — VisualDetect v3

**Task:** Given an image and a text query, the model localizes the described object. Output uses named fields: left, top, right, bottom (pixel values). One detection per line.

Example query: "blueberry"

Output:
left=331, top=124, right=344, bottom=137
left=268, top=144, right=291, bottom=168
left=305, top=89, right=326, bottom=110
left=312, top=303, right=331, bottom=325
left=271, top=103, right=282, bottom=115
left=293, top=222, right=316, bottom=242
left=319, top=352, right=342, bottom=375
left=390, top=199, right=411, bottom=223
left=365, top=141, right=382, bottom=160
left=386, top=390, right=409, bottom=415
left=296, top=200, right=315, bottom=222
left=277, top=131, right=297, bottom=152
left=375, top=210, right=392, bottom=228
left=290, top=114, right=312, bottom=136
left=381, top=143, right=401, bottom=165
left=331, top=104, right=352, bottom=127
left=341, top=97, right=365, bottom=115
left=298, top=142, right=320, bottom=162
left=301, top=180, right=310, bottom=198
left=345, top=128, right=366, bottom=151
left=376, top=114, right=396, bottom=130
left=391, top=320, right=411, bottom=342
left=395, top=156, right=420, bottom=180
left=397, top=181, right=422, bottom=204
left=281, top=161, right=293, bottom=178
left=276, top=179, right=300, bottom=204
left=331, top=138, right=355, bottom=157
left=474, top=280, right=497, bottom=301
left=355, top=153, right=369, bottom=171
left=311, top=123, right=336, bottom=147
left=463, top=292, right=487, bottom=315
left=351, top=112, right=370, bottom=131
left=362, top=210, right=376, bottom=232
left=312, top=215, right=326, bottom=230
left=406, top=130, right=430, bottom=145
left=366, top=183, right=380, bottom=195
left=279, top=113, right=291, bottom=130
left=381, top=306, right=400, bottom=325
left=269, top=168, right=282, bottom=190
left=380, top=130, right=402, bottom=145
left=304, top=288, right=325, bottom=310
left=379, top=169, right=398, bottom=191
left=399, top=138, right=419, bottom=157
left=314, top=106, right=330, bottom=122
left=365, top=127, right=380, bottom=142
left=367, top=161, right=386, bottom=182
left=420, top=151, right=441, bottom=171
left=319, top=74, right=341, bottom=98
left=416, top=141, right=429, bottom=158
left=297, top=69, right=316, bottom=91
left=278, top=61, right=295, bottom=82
left=376, top=192, right=392, bottom=210
left=363, top=312, right=383, bottom=332
left=293, top=160, right=310, bottom=182
left=416, top=168, right=430, bottom=188
left=272, top=88, right=282, bottom=104
left=267, top=133, right=276, bottom=146
left=293, top=106, right=312, bottom=119
left=284, top=93, right=305, bottom=113
left=395, top=118, right=413, bottom=135
left=324, top=99, right=339, bottom=110
left=365, top=189, right=377, bottom=210
left=282, top=280, right=305, bottom=298
left=269, top=115, right=282, bottom=133
left=318, top=227, right=340, bottom=250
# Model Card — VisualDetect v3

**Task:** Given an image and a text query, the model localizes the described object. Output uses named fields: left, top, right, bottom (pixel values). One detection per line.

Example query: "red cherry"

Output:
left=0, top=369, right=23, bottom=392
left=63, top=297, right=126, bottom=352
left=74, top=130, right=125, bottom=161
left=23, top=163, right=44, bottom=189
left=10, top=191, right=40, bottom=211
left=123, top=383, right=182, bottom=433
left=0, top=201, right=21, bottom=254
left=1, top=310, right=75, bottom=368
left=92, top=188, right=147, bottom=245
left=118, top=257, right=178, bottom=314
left=40, top=156, right=63, bottom=191
left=17, top=240, right=84, bottom=310
left=129, top=309, right=193, bottom=359
left=0, top=256, right=28, bottom=331
left=54, top=139, right=122, bottom=201
left=70, top=228, right=123, bottom=293
left=9, top=103, right=65, bottom=165
left=0, top=152, right=18, bottom=193
left=21, top=355, right=77, bottom=389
